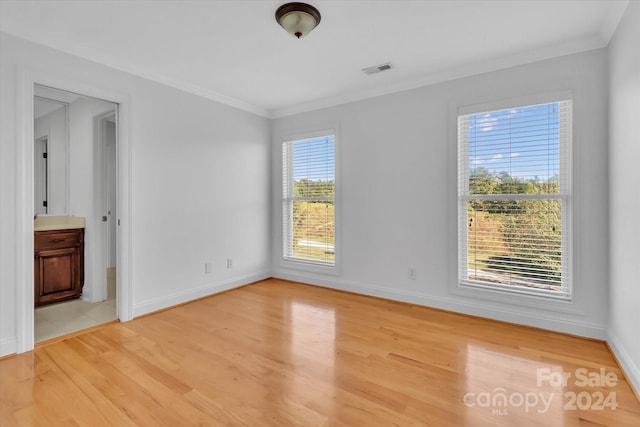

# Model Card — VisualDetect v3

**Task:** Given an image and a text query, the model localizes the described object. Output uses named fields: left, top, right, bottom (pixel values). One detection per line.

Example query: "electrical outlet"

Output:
left=227, top=258, right=233, bottom=269
left=205, top=262, right=212, bottom=274
left=408, top=268, right=416, bottom=280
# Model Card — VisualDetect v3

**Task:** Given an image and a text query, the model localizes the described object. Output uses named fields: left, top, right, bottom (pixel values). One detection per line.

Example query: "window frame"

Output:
left=456, top=93, right=573, bottom=301
left=280, top=127, right=340, bottom=275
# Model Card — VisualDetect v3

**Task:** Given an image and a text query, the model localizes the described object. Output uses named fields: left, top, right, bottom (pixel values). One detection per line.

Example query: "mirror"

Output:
left=33, top=85, right=117, bottom=217
left=34, top=85, right=75, bottom=216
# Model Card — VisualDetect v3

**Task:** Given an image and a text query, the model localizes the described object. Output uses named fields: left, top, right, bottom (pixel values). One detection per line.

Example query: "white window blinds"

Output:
left=458, top=100, right=572, bottom=299
left=282, top=134, right=336, bottom=265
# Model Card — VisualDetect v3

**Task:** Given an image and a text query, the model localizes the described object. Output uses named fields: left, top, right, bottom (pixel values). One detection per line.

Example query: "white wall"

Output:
left=273, top=48, right=610, bottom=339
left=1, top=19, right=632, bottom=365
left=67, top=96, right=117, bottom=302
left=0, top=33, right=272, bottom=356
left=607, top=1, right=640, bottom=395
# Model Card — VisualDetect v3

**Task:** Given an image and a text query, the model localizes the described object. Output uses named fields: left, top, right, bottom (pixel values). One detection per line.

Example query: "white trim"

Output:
left=0, top=337, right=17, bottom=357
left=132, top=272, right=271, bottom=318
left=116, top=91, right=133, bottom=323
left=280, top=257, right=340, bottom=277
left=281, top=127, right=336, bottom=143
left=96, top=112, right=109, bottom=302
left=279, top=124, right=341, bottom=276
left=4, top=18, right=620, bottom=120
left=607, top=329, right=640, bottom=397
left=15, top=67, right=133, bottom=353
left=16, top=68, right=34, bottom=353
left=1, top=32, right=269, bottom=118
left=456, top=95, right=573, bottom=302
left=90, top=111, right=117, bottom=304
left=270, top=41, right=603, bottom=118
left=272, top=272, right=607, bottom=339
left=457, top=90, right=574, bottom=116
left=450, top=280, right=582, bottom=314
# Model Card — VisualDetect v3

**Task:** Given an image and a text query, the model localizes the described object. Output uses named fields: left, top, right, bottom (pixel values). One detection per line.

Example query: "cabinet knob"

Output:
left=102, top=216, right=107, bottom=222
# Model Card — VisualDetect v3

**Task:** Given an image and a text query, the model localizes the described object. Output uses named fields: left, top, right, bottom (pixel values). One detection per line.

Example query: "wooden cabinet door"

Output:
left=34, top=239, right=83, bottom=306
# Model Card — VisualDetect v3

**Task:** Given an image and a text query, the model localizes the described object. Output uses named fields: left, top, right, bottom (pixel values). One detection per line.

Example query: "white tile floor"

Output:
left=34, top=268, right=117, bottom=342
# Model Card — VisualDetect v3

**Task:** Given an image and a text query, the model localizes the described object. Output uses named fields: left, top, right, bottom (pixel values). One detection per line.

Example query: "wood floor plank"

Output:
left=1, top=278, right=638, bottom=426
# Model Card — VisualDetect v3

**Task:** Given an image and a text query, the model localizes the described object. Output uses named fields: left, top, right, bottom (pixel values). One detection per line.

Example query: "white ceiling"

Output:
left=0, top=0, right=629, bottom=118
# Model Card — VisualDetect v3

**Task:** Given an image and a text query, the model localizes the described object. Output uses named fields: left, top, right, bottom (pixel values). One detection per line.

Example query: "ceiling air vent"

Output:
left=361, top=62, right=394, bottom=75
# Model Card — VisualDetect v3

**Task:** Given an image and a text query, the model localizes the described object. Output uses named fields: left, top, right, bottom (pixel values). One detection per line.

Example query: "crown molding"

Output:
left=270, top=33, right=608, bottom=118
left=1, top=31, right=271, bottom=118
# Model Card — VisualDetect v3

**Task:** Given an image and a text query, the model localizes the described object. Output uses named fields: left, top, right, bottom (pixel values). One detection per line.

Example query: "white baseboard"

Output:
left=607, top=329, right=640, bottom=397
left=3, top=271, right=617, bottom=365
left=1, top=337, right=17, bottom=357
left=132, top=271, right=271, bottom=318
left=273, top=271, right=607, bottom=339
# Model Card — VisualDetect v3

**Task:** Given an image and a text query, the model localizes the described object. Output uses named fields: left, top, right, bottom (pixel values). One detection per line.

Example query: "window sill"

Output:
left=280, top=258, right=340, bottom=276
left=451, top=280, right=582, bottom=315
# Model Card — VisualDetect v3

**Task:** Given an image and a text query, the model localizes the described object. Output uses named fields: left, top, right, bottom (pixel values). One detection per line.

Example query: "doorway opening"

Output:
left=33, top=85, right=118, bottom=343
left=16, top=69, right=132, bottom=354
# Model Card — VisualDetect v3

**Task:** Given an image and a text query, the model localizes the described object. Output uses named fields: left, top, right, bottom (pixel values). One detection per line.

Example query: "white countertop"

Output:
left=34, top=215, right=85, bottom=231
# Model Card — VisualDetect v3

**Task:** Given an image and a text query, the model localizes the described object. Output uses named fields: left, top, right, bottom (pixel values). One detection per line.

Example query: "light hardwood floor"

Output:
left=1, top=278, right=638, bottom=426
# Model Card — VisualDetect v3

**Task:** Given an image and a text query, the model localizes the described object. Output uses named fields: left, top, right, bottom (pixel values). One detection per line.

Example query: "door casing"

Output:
left=15, top=67, right=133, bottom=353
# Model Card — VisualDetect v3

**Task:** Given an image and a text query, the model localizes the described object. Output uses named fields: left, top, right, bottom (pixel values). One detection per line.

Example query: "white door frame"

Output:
left=93, top=111, right=117, bottom=303
left=16, top=68, right=133, bottom=353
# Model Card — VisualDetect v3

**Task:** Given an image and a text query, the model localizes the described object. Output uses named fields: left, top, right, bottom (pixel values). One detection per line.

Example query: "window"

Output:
left=458, top=99, right=572, bottom=299
left=282, top=133, right=336, bottom=266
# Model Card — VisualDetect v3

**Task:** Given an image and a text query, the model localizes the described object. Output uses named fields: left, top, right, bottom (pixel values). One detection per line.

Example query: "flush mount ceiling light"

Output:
left=275, top=2, right=321, bottom=39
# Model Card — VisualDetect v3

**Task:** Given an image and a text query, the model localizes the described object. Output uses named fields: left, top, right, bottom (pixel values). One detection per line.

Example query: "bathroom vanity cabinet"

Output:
left=34, top=228, right=85, bottom=306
